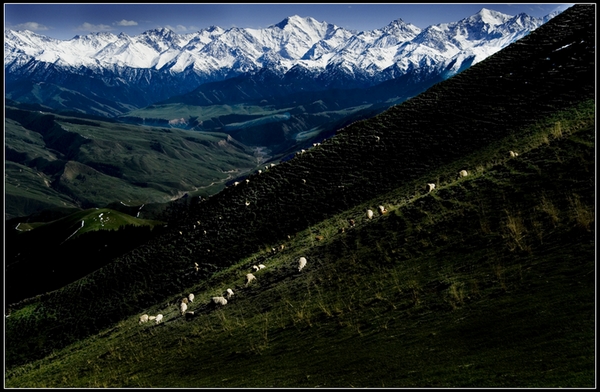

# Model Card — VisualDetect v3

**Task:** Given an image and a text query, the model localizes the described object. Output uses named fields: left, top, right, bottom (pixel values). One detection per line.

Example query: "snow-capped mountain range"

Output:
left=4, top=8, right=561, bottom=115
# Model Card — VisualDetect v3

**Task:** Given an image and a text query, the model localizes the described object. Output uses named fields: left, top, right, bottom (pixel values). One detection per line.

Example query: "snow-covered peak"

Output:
left=466, top=8, right=514, bottom=26
left=4, top=8, right=558, bottom=83
left=380, top=18, right=422, bottom=37
left=273, top=15, right=327, bottom=30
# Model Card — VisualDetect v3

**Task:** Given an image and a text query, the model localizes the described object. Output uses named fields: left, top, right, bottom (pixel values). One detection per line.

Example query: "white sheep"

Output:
left=148, top=316, right=156, bottom=321
left=366, top=209, right=374, bottom=219
left=252, top=264, right=266, bottom=271
left=509, top=150, right=519, bottom=158
left=378, top=205, right=387, bottom=215
left=139, top=314, right=149, bottom=324
left=180, top=301, right=188, bottom=315
left=226, top=288, right=234, bottom=299
left=155, top=314, right=163, bottom=324
left=426, top=183, right=436, bottom=193
left=194, top=262, right=199, bottom=272
left=245, top=201, right=251, bottom=206
left=188, top=293, right=194, bottom=303
left=212, top=296, right=228, bottom=306
left=246, top=273, right=256, bottom=286
left=182, top=297, right=189, bottom=305
left=459, top=170, right=468, bottom=178
left=298, top=256, right=307, bottom=272
left=234, top=181, right=240, bottom=186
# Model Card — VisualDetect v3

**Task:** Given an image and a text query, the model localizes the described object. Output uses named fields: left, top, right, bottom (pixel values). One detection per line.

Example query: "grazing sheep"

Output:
left=315, top=235, right=324, bottom=241
left=139, top=314, right=149, bottom=324
left=212, top=296, right=228, bottom=306
left=366, top=209, right=374, bottom=219
left=378, top=205, right=387, bottom=215
left=226, top=288, right=234, bottom=299
left=426, top=183, right=436, bottom=193
left=459, top=170, right=468, bottom=178
left=338, top=227, right=346, bottom=233
left=302, top=179, right=306, bottom=184
left=155, top=314, right=163, bottom=324
left=348, top=219, right=356, bottom=227
left=148, top=316, right=156, bottom=321
left=374, top=135, right=380, bottom=142
left=185, top=311, right=196, bottom=320
left=194, top=262, right=199, bottom=272
left=258, top=170, right=262, bottom=174
left=246, top=179, right=250, bottom=184
left=509, top=150, right=519, bottom=157
left=182, top=297, right=189, bottom=305
left=180, top=301, right=188, bottom=315
left=298, top=257, right=308, bottom=272
left=246, top=273, right=256, bottom=286
left=234, top=181, right=240, bottom=186
left=279, top=244, right=285, bottom=251
left=245, top=200, right=251, bottom=206
left=188, top=293, right=194, bottom=303
left=252, top=265, right=260, bottom=271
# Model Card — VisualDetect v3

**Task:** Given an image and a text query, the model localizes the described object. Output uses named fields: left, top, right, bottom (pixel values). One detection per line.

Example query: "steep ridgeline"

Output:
left=5, top=4, right=594, bottom=368
left=4, top=9, right=555, bottom=116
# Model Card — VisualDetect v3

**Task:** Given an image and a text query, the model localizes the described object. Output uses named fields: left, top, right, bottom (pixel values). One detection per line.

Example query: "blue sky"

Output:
left=4, top=3, right=574, bottom=40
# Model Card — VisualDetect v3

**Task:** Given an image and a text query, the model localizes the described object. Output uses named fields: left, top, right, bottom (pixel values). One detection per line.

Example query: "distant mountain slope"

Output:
left=4, top=108, right=260, bottom=220
left=4, top=8, right=557, bottom=116
left=4, top=3, right=594, bottom=372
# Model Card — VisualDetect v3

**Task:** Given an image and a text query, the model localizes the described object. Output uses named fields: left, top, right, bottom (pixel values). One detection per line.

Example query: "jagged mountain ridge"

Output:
left=4, top=8, right=560, bottom=115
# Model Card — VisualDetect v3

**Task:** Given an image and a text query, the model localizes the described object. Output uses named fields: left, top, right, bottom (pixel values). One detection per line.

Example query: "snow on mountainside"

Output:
left=4, top=8, right=562, bottom=114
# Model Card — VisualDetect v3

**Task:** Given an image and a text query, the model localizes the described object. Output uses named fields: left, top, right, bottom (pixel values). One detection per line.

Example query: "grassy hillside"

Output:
left=4, top=4, right=595, bottom=386
left=4, top=109, right=261, bottom=220
left=5, top=99, right=594, bottom=387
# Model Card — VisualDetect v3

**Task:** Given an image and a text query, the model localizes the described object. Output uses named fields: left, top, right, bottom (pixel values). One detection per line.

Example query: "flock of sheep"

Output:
left=139, top=255, right=309, bottom=326
left=139, top=147, right=521, bottom=327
